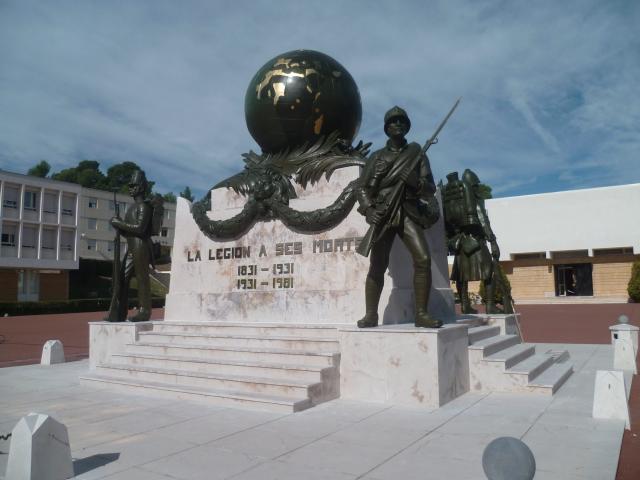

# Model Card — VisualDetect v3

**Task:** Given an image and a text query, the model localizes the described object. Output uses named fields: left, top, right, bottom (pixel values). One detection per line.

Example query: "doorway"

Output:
left=554, top=263, right=593, bottom=296
left=17, top=270, right=39, bottom=302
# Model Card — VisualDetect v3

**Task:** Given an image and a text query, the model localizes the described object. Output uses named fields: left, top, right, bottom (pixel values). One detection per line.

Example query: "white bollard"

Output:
left=41, top=340, right=65, bottom=365
left=5, top=413, right=74, bottom=480
left=592, top=370, right=630, bottom=430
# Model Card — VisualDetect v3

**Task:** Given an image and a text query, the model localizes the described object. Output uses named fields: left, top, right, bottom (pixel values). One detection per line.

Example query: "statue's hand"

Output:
left=490, top=240, right=500, bottom=260
left=110, top=217, right=122, bottom=228
left=365, top=207, right=384, bottom=225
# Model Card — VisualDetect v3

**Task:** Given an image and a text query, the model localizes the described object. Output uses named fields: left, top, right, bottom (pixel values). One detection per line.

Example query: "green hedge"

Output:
left=628, top=260, right=640, bottom=302
left=0, top=297, right=165, bottom=317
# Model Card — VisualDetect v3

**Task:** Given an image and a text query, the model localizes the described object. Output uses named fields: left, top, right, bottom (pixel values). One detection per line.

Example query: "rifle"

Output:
left=357, top=98, right=462, bottom=257
left=106, top=191, right=123, bottom=321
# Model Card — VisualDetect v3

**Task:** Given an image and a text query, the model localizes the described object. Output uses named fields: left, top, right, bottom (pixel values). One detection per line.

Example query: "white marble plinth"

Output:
left=592, top=370, right=630, bottom=429
left=41, top=339, right=65, bottom=365
left=613, top=335, right=637, bottom=373
left=5, top=413, right=73, bottom=480
left=338, top=324, right=470, bottom=407
left=610, top=322, right=639, bottom=357
left=165, top=167, right=455, bottom=324
left=89, top=321, right=153, bottom=369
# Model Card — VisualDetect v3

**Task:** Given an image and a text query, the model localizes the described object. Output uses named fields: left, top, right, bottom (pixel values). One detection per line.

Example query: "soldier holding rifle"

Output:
left=355, top=100, right=459, bottom=328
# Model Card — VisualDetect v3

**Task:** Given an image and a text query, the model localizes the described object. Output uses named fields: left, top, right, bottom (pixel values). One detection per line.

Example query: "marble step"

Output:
left=137, top=332, right=340, bottom=353
left=110, top=352, right=334, bottom=382
left=468, top=334, right=521, bottom=357
left=125, top=342, right=339, bottom=367
left=95, top=363, right=326, bottom=399
left=483, top=343, right=536, bottom=369
left=79, top=373, right=312, bottom=412
left=152, top=321, right=344, bottom=339
left=527, top=362, right=574, bottom=395
left=468, top=325, right=501, bottom=344
left=506, top=353, right=557, bottom=382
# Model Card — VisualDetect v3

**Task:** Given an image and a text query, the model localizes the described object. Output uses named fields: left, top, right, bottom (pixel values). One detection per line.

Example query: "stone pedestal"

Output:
left=165, top=167, right=455, bottom=324
left=88, top=322, right=153, bottom=369
left=610, top=322, right=638, bottom=374
left=338, top=324, right=470, bottom=407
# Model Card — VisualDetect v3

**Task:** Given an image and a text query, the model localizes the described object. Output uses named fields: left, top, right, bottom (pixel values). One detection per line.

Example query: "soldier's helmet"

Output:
left=462, top=169, right=481, bottom=186
left=384, top=106, right=411, bottom=135
left=129, top=170, right=149, bottom=193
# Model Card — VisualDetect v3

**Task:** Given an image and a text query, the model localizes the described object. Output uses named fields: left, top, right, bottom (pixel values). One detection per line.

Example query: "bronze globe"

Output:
left=245, top=49, right=362, bottom=154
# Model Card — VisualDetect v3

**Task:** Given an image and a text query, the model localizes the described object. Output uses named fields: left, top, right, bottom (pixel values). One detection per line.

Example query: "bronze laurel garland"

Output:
left=191, top=132, right=370, bottom=240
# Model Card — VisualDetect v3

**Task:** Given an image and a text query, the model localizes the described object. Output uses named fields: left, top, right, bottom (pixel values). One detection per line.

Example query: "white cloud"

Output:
left=0, top=0, right=638, bottom=198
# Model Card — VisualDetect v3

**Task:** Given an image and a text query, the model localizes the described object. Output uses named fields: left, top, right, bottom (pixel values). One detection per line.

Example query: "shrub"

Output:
left=628, top=260, right=640, bottom=302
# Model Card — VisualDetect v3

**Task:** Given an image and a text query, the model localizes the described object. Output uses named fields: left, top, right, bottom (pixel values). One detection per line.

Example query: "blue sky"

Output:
left=1, top=0, right=638, bottom=199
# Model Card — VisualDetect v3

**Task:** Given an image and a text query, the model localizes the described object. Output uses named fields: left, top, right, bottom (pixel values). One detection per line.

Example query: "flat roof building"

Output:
left=0, top=169, right=176, bottom=303
left=458, top=183, right=640, bottom=303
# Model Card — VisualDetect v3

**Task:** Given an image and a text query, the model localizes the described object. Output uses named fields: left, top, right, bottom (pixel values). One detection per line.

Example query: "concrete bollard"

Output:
left=592, top=370, right=630, bottom=429
left=41, top=340, right=65, bottom=365
left=5, top=413, right=74, bottom=480
left=610, top=315, right=638, bottom=373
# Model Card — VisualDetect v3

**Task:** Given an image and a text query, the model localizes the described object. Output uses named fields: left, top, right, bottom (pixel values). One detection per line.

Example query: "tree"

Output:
left=179, top=186, right=194, bottom=202
left=163, top=192, right=177, bottom=203
left=27, top=160, right=51, bottom=178
left=106, top=161, right=142, bottom=193
left=52, top=160, right=107, bottom=189
left=628, top=260, right=640, bottom=302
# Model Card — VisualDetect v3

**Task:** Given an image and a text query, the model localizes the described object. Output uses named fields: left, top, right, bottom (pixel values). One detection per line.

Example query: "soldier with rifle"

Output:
left=105, top=170, right=163, bottom=322
left=355, top=101, right=459, bottom=328
left=442, top=169, right=514, bottom=314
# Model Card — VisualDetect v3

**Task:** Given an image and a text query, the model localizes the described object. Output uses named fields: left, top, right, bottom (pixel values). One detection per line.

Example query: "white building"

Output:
left=0, top=170, right=80, bottom=301
left=0, top=169, right=177, bottom=302
left=463, top=183, right=640, bottom=302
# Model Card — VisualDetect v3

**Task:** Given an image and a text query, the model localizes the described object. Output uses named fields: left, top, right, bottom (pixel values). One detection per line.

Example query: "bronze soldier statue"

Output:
left=105, top=170, right=163, bottom=322
left=442, top=169, right=513, bottom=314
left=355, top=106, right=442, bottom=328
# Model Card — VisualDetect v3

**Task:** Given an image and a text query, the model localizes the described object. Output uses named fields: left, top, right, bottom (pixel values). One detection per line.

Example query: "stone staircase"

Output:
left=80, top=322, right=343, bottom=412
left=461, top=318, right=573, bottom=394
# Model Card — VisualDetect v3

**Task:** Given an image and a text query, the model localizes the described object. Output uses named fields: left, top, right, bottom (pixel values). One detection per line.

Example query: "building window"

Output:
left=42, top=229, right=56, bottom=250
left=109, top=200, right=115, bottom=210
left=21, top=227, right=37, bottom=248
left=551, top=250, right=589, bottom=260
left=554, top=263, right=593, bottom=297
left=3, top=199, right=17, bottom=209
left=88, top=197, right=98, bottom=208
left=161, top=227, right=168, bottom=237
left=23, top=191, right=38, bottom=211
left=87, top=218, right=97, bottom=230
left=165, top=210, right=171, bottom=219
left=86, top=239, right=97, bottom=251
left=60, top=229, right=74, bottom=251
left=43, top=192, right=58, bottom=214
left=512, top=252, right=546, bottom=261
left=17, top=270, right=39, bottom=302
left=593, top=247, right=634, bottom=256
left=107, top=240, right=114, bottom=252
left=1, top=233, right=16, bottom=246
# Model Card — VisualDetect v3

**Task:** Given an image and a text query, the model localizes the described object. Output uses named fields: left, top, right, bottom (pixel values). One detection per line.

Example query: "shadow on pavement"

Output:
left=73, top=453, right=120, bottom=475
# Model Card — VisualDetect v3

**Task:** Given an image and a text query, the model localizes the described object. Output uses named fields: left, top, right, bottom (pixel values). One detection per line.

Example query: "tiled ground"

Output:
left=0, top=343, right=625, bottom=479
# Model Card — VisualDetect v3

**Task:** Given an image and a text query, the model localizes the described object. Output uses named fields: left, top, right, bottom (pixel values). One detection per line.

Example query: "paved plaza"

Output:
left=0, top=342, right=626, bottom=480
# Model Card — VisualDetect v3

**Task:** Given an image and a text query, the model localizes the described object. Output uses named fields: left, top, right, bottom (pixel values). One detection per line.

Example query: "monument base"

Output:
left=338, top=324, right=470, bottom=408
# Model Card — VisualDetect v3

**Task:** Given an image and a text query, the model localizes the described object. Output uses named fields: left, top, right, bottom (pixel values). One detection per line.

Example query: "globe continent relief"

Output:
left=245, top=50, right=362, bottom=154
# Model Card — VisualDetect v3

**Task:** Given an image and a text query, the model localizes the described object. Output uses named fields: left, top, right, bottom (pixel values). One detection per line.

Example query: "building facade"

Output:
left=0, top=170, right=81, bottom=302
left=460, top=183, right=640, bottom=303
left=0, top=169, right=176, bottom=302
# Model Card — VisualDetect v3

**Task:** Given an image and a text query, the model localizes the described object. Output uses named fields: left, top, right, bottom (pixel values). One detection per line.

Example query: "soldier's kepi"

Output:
left=355, top=99, right=460, bottom=329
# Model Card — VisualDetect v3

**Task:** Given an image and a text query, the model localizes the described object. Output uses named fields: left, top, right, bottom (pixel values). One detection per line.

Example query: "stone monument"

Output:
left=165, top=50, right=456, bottom=325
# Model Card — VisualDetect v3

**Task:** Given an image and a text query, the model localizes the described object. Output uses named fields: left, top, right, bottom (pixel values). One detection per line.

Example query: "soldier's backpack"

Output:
left=443, top=171, right=478, bottom=228
left=148, top=194, right=165, bottom=236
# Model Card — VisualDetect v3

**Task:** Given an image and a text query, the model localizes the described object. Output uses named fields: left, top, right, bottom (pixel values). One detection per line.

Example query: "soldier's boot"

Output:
left=460, top=282, right=478, bottom=314
left=483, top=279, right=502, bottom=314
left=128, top=308, right=151, bottom=322
left=357, top=276, right=381, bottom=328
left=414, top=269, right=442, bottom=328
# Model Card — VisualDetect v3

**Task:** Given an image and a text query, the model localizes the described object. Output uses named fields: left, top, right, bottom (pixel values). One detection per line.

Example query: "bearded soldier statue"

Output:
left=355, top=106, right=442, bottom=328
left=442, top=169, right=513, bottom=314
